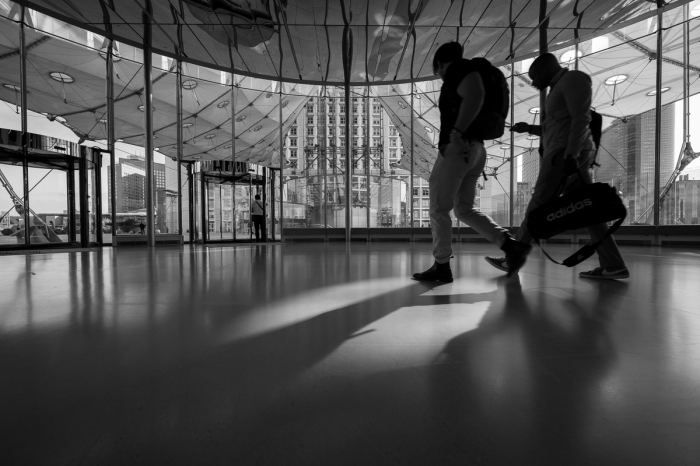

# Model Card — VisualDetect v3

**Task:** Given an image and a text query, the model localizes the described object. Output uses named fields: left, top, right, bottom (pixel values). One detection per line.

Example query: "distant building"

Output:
left=594, top=105, right=675, bottom=224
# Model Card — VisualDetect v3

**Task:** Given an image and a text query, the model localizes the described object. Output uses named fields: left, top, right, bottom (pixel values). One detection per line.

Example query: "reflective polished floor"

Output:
left=2, top=242, right=700, bottom=465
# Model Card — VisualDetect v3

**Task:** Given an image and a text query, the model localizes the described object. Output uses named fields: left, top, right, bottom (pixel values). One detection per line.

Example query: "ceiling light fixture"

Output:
left=647, top=87, right=670, bottom=96
left=205, top=134, right=216, bottom=139
left=183, top=122, right=193, bottom=128
left=182, top=79, right=197, bottom=90
left=605, top=74, right=628, bottom=85
left=526, top=135, right=539, bottom=140
left=424, top=126, right=433, bottom=133
left=50, top=72, right=74, bottom=83
left=3, top=83, right=20, bottom=91
left=529, top=107, right=540, bottom=114
left=217, top=100, right=229, bottom=108
left=559, top=50, right=583, bottom=64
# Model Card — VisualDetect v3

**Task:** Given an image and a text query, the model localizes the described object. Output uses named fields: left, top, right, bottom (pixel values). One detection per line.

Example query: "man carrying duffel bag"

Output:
left=484, top=52, right=630, bottom=280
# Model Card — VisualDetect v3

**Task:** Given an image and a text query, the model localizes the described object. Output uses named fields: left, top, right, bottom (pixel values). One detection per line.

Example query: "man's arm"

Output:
left=563, top=71, right=592, bottom=158
left=452, top=72, right=484, bottom=138
left=511, top=122, right=542, bottom=136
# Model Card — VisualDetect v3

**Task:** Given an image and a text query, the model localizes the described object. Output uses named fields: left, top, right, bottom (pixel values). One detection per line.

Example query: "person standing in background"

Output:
left=251, top=194, right=265, bottom=242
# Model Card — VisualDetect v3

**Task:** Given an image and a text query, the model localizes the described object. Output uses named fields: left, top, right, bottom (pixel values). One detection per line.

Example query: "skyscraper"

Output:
left=594, top=104, right=675, bottom=223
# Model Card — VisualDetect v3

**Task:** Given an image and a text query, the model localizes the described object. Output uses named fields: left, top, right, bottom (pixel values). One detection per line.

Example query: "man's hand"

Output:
left=449, top=129, right=469, bottom=150
left=510, top=122, right=530, bottom=133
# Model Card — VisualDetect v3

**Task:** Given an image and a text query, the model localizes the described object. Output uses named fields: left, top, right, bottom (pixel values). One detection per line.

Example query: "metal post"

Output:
left=270, top=169, right=275, bottom=241
left=262, top=167, right=268, bottom=241
left=93, top=149, right=103, bottom=245
left=365, top=88, right=370, bottom=236
left=230, top=77, right=236, bottom=241
left=231, top=78, right=237, bottom=241
left=67, top=164, right=77, bottom=243
left=142, top=8, right=156, bottom=247
left=509, top=62, right=515, bottom=228
left=79, top=147, right=89, bottom=247
left=19, top=7, right=30, bottom=246
left=344, top=84, right=351, bottom=240
left=653, top=1, right=663, bottom=227
left=201, top=169, right=207, bottom=242
left=176, top=60, right=183, bottom=237
left=188, top=163, right=194, bottom=243
left=279, top=81, right=284, bottom=242
left=107, top=40, right=117, bottom=246
left=248, top=166, right=252, bottom=241
left=410, top=86, right=414, bottom=233
left=539, top=0, right=549, bottom=124
left=683, top=4, right=689, bottom=149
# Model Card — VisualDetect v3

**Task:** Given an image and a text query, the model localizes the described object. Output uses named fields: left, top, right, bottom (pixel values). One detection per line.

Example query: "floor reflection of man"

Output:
left=430, top=278, right=620, bottom=464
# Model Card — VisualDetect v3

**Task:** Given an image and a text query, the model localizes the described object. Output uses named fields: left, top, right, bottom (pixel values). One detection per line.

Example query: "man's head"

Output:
left=528, top=53, right=562, bottom=90
left=433, top=42, right=463, bottom=79
left=255, top=194, right=261, bottom=200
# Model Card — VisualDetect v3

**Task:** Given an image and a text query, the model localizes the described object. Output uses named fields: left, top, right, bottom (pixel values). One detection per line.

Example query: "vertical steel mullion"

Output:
left=279, top=82, right=284, bottom=242
left=345, top=84, right=351, bottom=240
left=201, top=170, right=207, bottom=242
left=143, top=9, right=155, bottom=246
left=365, top=88, right=370, bottom=237
left=107, top=40, right=117, bottom=247
left=683, top=4, right=689, bottom=148
left=653, top=2, right=663, bottom=227
left=410, top=87, right=414, bottom=235
left=188, top=163, right=194, bottom=243
left=93, top=150, right=103, bottom=245
left=176, top=60, right=183, bottom=237
left=20, top=7, right=30, bottom=246
left=231, top=79, right=236, bottom=241
left=509, top=62, right=515, bottom=228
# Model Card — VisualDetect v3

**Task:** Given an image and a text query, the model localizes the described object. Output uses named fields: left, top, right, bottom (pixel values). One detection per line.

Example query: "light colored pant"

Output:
left=516, top=146, right=626, bottom=268
left=429, top=141, right=509, bottom=264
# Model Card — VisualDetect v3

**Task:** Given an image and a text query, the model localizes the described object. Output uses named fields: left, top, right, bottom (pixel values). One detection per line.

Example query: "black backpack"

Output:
left=468, top=57, right=509, bottom=140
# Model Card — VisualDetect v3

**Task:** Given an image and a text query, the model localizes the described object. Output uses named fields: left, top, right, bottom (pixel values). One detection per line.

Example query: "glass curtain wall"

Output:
left=660, top=7, right=700, bottom=224
left=0, top=12, right=27, bottom=247
left=3, top=0, right=700, bottom=246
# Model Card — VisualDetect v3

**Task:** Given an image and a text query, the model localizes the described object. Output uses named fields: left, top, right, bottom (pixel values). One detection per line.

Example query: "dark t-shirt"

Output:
left=438, top=58, right=481, bottom=146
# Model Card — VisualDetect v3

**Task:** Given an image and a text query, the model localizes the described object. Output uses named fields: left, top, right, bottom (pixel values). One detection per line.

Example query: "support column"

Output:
left=142, top=8, right=156, bottom=246
left=344, top=84, right=351, bottom=240
left=176, top=60, right=183, bottom=237
left=107, top=40, right=117, bottom=246
left=20, top=7, right=30, bottom=246
left=653, top=1, right=663, bottom=227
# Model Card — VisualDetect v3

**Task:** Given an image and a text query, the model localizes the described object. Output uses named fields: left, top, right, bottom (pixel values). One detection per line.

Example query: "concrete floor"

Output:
left=2, top=242, right=699, bottom=465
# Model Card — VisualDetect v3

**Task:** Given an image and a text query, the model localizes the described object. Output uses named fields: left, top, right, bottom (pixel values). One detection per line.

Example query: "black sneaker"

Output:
left=579, top=266, right=630, bottom=280
left=412, top=262, right=453, bottom=283
left=501, top=238, right=532, bottom=277
left=485, top=256, right=508, bottom=272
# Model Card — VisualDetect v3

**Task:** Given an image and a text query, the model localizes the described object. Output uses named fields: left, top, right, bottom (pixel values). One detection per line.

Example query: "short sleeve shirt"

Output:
left=438, top=59, right=478, bottom=146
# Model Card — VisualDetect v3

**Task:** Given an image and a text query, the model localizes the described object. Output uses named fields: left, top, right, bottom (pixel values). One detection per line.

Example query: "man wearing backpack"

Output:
left=484, top=52, right=629, bottom=280
left=412, top=42, right=531, bottom=283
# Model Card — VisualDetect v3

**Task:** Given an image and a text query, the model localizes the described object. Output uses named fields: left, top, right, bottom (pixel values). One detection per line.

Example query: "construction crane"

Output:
left=0, top=166, right=63, bottom=243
